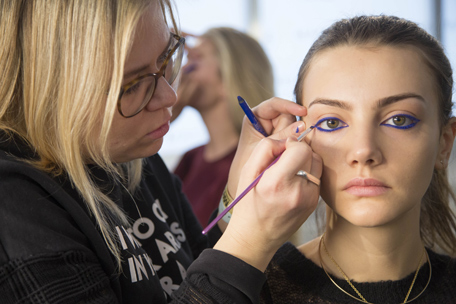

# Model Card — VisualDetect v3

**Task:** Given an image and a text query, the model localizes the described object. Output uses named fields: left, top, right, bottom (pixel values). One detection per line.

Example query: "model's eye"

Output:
left=315, top=117, right=348, bottom=132
left=381, top=114, right=420, bottom=130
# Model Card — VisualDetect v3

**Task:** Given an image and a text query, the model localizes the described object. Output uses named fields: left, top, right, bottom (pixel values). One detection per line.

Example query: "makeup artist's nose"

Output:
left=346, top=127, right=383, bottom=167
left=145, top=77, right=177, bottom=112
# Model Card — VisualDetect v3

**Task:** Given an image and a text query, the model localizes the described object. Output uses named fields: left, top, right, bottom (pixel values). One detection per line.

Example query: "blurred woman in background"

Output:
left=172, top=27, right=275, bottom=226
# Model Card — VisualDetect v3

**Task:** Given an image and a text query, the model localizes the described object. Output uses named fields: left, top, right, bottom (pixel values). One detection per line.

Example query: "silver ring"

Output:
left=296, top=170, right=320, bottom=186
left=296, top=170, right=308, bottom=178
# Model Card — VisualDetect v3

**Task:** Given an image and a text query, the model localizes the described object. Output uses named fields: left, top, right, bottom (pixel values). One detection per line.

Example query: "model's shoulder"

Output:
left=428, top=249, right=456, bottom=271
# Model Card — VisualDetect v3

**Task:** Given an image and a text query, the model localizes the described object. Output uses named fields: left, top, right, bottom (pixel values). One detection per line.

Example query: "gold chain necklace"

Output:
left=318, top=233, right=432, bottom=304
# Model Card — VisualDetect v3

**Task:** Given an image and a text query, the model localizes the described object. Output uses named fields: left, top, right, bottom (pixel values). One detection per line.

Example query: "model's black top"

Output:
left=261, top=242, right=456, bottom=303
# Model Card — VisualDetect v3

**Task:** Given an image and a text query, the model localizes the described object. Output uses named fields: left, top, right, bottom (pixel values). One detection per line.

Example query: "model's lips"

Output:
left=147, top=120, right=170, bottom=139
left=343, top=178, right=390, bottom=197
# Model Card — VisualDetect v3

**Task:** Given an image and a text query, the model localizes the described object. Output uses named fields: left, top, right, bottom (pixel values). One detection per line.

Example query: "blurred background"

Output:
left=161, top=0, right=456, bottom=243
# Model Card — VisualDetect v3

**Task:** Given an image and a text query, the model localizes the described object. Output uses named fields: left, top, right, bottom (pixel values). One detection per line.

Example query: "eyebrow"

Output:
left=376, top=93, right=425, bottom=108
left=123, top=33, right=173, bottom=80
left=308, top=93, right=425, bottom=110
left=308, top=98, right=353, bottom=110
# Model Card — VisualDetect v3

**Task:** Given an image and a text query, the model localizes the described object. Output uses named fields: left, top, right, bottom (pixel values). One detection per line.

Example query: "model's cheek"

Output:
left=309, top=127, right=349, bottom=153
left=309, top=129, right=349, bottom=204
left=400, top=139, right=438, bottom=191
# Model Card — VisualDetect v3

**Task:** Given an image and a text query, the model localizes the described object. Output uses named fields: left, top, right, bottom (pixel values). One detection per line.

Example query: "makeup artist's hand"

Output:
left=171, top=30, right=200, bottom=122
left=225, top=97, right=308, bottom=202
left=214, top=131, right=322, bottom=271
left=171, top=69, right=200, bottom=122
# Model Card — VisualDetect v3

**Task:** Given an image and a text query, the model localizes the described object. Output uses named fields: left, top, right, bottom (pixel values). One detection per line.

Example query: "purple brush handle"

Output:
left=201, top=153, right=282, bottom=234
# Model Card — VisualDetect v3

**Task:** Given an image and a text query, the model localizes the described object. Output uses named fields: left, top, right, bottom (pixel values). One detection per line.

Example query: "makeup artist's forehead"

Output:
left=124, top=3, right=170, bottom=78
left=301, top=45, right=437, bottom=108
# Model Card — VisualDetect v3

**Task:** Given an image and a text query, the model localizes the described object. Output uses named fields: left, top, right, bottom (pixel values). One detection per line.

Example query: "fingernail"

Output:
left=296, top=121, right=305, bottom=132
left=183, top=64, right=196, bottom=74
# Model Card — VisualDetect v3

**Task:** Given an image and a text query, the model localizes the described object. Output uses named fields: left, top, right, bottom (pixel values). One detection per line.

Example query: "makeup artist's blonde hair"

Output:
left=294, top=15, right=456, bottom=256
left=202, top=27, right=274, bottom=134
left=0, top=0, right=179, bottom=268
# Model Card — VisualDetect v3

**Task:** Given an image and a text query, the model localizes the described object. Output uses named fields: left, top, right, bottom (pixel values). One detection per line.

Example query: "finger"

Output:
left=252, top=97, right=307, bottom=121
left=282, top=138, right=322, bottom=187
left=271, top=113, right=299, bottom=134
left=273, top=136, right=314, bottom=181
left=268, top=121, right=307, bottom=141
left=283, top=137, right=322, bottom=184
left=309, top=152, right=323, bottom=180
left=239, top=138, right=286, bottom=185
left=182, top=63, right=197, bottom=74
left=180, top=30, right=197, bottom=38
left=171, top=29, right=197, bottom=38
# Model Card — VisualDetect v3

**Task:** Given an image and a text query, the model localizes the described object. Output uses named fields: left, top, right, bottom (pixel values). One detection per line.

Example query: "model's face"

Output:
left=108, top=3, right=176, bottom=163
left=301, top=45, right=442, bottom=227
left=182, top=38, right=225, bottom=109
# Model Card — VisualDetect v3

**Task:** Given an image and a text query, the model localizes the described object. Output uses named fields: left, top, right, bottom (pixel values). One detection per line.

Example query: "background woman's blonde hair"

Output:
left=294, top=15, right=456, bottom=256
left=0, top=0, right=178, bottom=268
left=202, top=27, right=274, bottom=134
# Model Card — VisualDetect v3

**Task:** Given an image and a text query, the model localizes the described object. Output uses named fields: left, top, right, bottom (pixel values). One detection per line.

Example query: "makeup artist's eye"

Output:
left=314, top=117, right=348, bottom=132
left=381, top=114, right=420, bottom=130
left=124, top=82, right=142, bottom=96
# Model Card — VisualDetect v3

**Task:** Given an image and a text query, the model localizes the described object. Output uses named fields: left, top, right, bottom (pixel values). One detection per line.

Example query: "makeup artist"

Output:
left=0, top=1, right=321, bottom=303
left=171, top=27, right=274, bottom=227
left=260, top=15, right=456, bottom=303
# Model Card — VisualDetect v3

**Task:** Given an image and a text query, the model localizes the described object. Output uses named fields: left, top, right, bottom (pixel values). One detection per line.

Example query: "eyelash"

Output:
left=314, top=117, right=348, bottom=132
left=313, top=114, right=420, bottom=133
left=124, top=82, right=141, bottom=96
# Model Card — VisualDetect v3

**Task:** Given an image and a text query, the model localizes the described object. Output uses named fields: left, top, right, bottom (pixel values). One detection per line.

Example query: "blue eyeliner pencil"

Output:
left=238, top=96, right=269, bottom=137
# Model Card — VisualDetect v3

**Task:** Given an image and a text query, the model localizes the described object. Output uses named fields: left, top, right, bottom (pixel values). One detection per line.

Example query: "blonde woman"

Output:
left=172, top=27, right=274, bottom=226
left=0, top=0, right=319, bottom=303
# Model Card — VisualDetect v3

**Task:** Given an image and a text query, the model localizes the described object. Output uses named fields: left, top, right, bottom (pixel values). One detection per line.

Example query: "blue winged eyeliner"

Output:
left=314, top=117, right=349, bottom=132
left=314, top=114, right=420, bottom=132
left=380, top=114, right=420, bottom=130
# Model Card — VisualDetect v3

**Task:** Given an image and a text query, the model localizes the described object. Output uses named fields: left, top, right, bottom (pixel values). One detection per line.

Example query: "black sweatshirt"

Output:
left=0, top=132, right=265, bottom=303
left=261, top=242, right=456, bottom=303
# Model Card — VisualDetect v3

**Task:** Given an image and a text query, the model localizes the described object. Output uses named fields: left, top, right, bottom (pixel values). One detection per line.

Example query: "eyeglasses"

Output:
left=117, top=33, right=185, bottom=118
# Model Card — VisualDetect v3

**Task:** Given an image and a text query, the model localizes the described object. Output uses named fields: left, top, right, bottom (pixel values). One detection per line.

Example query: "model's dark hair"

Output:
left=294, top=15, right=456, bottom=255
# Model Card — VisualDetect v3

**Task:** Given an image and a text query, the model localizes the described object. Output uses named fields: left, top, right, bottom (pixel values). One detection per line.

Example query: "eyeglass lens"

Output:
left=119, top=37, right=184, bottom=117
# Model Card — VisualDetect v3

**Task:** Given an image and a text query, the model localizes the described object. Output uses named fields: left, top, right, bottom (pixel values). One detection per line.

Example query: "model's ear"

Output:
left=436, top=117, right=456, bottom=169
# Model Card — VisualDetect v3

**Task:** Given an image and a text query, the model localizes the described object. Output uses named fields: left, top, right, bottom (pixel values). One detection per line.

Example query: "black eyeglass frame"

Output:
left=117, top=33, right=185, bottom=118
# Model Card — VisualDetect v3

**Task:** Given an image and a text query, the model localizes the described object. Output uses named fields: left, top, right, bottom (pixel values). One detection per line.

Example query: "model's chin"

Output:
left=339, top=203, right=413, bottom=229
left=341, top=212, right=392, bottom=228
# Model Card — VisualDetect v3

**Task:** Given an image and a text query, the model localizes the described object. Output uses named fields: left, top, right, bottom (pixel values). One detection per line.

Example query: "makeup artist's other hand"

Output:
left=226, top=97, right=308, bottom=201
left=171, top=71, right=201, bottom=122
left=214, top=134, right=322, bottom=271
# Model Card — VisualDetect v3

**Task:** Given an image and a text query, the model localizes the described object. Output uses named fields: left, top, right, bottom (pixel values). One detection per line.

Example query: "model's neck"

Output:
left=199, top=98, right=239, bottom=162
left=320, top=204, right=425, bottom=282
